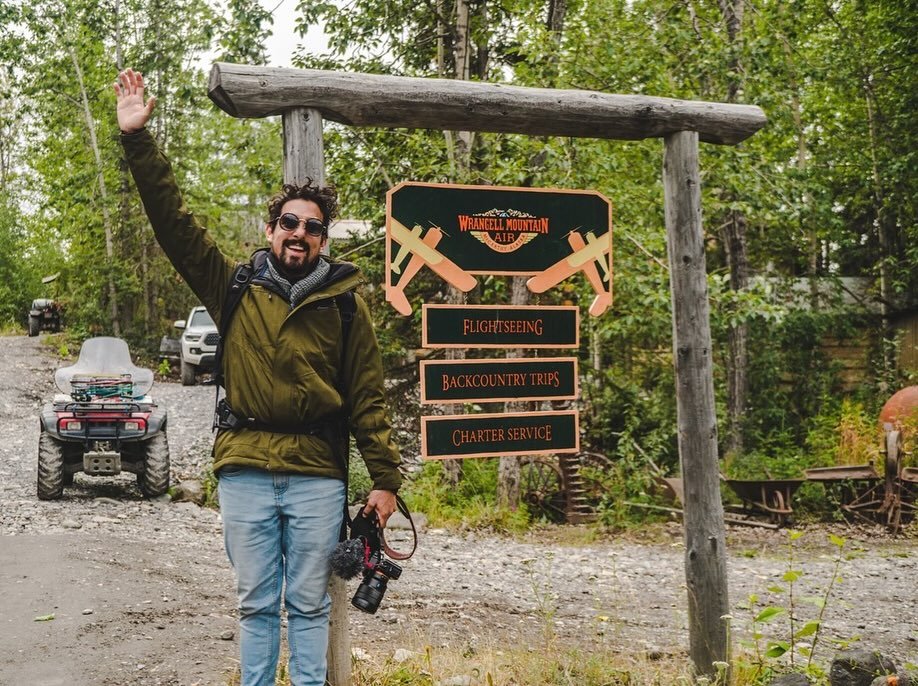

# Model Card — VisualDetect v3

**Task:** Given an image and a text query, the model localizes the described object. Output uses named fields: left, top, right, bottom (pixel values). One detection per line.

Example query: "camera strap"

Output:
left=342, top=494, right=417, bottom=560
left=379, top=495, right=418, bottom=561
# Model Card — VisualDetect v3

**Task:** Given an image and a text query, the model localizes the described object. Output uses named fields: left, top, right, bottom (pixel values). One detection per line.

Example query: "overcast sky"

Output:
left=259, top=0, right=328, bottom=66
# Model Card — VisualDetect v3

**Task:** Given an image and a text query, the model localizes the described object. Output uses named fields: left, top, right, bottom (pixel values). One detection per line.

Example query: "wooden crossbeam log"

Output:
left=209, top=63, right=766, bottom=146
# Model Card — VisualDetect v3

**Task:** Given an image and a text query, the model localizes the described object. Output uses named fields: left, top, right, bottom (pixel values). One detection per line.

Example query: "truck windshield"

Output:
left=191, top=309, right=215, bottom=327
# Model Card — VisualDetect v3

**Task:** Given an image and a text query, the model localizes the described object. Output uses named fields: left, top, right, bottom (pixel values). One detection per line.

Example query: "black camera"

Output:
left=352, top=556, right=402, bottom=615
left=329, top=509, right=402, bottom=614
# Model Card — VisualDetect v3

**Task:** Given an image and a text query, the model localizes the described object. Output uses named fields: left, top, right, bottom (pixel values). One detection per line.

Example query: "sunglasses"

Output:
left=275, top=213, right=326, bottom=237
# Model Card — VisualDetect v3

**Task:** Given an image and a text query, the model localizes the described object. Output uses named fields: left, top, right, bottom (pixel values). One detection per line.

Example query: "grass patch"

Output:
left=349, top=644, right=693, bottom=685
left=229, top=643, right=695, bottom=685
left=401, top=460, right=531, bottom=534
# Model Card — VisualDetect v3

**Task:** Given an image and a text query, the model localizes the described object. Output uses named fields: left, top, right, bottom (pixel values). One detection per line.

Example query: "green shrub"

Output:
left=401, top=460, right=530, bottom=532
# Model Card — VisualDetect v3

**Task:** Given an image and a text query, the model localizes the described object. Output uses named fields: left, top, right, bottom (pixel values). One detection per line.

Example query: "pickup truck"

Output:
left=174, top=306, right=219, bottom=386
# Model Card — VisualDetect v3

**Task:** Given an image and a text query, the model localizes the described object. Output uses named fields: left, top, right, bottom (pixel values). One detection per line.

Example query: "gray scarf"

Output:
left=266, top=255, right=331, bottom=309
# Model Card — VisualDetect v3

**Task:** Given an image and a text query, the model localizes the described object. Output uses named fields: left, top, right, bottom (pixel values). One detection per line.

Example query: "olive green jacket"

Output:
left=122, top=129, right=402, bottom=492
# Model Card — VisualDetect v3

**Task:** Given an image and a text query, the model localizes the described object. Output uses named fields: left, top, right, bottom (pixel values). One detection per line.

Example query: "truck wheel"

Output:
left=180, top=358, right=196, bottom=386
left=28, top=315, right=39, bottom=337
left=138, top=429, right=170, bottom=498
left=38, top=431, right=65, bottom=500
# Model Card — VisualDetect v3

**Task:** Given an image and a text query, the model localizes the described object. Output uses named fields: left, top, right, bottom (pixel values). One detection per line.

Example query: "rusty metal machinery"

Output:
left=756, top=385, right=916, bottom=531
left=520, top=452, right=613, bottom=523
left=520, top=387, right=916, bottom=529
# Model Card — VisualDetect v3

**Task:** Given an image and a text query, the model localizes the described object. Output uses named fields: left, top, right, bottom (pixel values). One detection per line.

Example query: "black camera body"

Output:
left=329, top=509, right=402, bottom=614
left=352, top=555, right=402, bottom=615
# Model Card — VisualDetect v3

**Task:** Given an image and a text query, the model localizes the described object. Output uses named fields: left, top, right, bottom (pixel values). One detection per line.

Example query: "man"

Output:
left=114, top=68, right=401, bottom=686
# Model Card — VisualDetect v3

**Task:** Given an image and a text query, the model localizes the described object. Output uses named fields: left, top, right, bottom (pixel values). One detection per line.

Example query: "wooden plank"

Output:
left=419, top=357, right=578, bottom=404
left=662, top=131, right=730, bottom=677
left=280, top=107, right=351, bottom=686
left=208, top=63, right=766, bottom=146
left=421, top=304, right=579, bottom=348
left=421, top=410, right=579, bottom=459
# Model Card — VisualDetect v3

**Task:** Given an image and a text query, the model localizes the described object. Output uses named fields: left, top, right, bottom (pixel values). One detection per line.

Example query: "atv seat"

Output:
left=55, top=337, right=154, bottom=398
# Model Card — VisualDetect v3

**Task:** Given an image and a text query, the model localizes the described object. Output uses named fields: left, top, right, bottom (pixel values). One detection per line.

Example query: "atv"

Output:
left=28, top=298, right=62, bottom=336
left=37, top=336, right=170, bottom=500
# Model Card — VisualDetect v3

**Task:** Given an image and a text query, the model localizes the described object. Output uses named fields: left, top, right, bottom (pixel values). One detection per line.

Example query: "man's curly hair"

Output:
left=266, top=180, right=339, bottom=232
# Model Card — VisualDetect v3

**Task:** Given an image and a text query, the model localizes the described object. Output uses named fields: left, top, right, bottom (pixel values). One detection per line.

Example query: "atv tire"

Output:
left=28, top=315, right=39, bottom=337
left=37, top=430, right=65, bottom=500
left=138, top=429, right=170, bottom=498
left=180, top=358, right=196, bottom=386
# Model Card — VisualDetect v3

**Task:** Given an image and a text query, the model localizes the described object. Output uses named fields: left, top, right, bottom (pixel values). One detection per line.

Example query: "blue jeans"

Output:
left=218, top=467, right=345, bottom=686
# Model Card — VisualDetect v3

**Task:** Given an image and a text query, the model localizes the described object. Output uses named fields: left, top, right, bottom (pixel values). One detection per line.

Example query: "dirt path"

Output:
left=0, top=334, right=916, bottom=685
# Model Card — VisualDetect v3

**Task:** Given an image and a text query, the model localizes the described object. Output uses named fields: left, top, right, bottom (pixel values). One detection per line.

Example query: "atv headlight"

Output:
left=123, top=420, right=140, bottom=431
left=64, top=420, right=83, bottom=431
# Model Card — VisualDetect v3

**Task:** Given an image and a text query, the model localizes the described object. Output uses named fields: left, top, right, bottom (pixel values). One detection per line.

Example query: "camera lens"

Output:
left=351, top=571, right=388, bottom=614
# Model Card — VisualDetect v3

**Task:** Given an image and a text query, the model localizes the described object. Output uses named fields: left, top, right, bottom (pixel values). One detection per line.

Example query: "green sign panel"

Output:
left=385, top=182, right=613, bottom=317
left=422, top=305, right=579, bottom=349
left=388, top=182, right=610, bottom=275
left=421, top=411, right=579, bottom=460
left=420, top=357, right=578, bottom=404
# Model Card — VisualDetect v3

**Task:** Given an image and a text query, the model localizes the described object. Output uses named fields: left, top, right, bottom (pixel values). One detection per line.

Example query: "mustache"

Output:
left=283, top=239, right=308, bottom=250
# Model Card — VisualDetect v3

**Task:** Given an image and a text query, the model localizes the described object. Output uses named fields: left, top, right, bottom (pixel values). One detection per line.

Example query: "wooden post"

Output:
left=283, top=108, right=325, bottom=186
left=281, top=106, right=352, bottom=686
left=662, top=131, right=730, bottom=678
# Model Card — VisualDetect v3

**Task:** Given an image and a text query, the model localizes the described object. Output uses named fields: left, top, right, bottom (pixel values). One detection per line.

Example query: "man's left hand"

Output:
left=363, top=490, right=397, bottom=528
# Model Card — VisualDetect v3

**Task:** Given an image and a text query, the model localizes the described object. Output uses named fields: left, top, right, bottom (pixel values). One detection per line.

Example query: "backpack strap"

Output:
left=212, top=260, right=256, bottom=389
left=330, top=289, right=357, bottom=540
left=333, top=290, right=356, bottom=353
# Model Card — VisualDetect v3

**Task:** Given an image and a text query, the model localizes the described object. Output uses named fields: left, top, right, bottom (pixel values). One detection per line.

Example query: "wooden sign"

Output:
left=421, top=304, right=579, bottom=349
left=386, top=182, right=612, bottom=316
left=420, top=357, right=578, bottom=404
left=421, top=410, right=579, bottom=460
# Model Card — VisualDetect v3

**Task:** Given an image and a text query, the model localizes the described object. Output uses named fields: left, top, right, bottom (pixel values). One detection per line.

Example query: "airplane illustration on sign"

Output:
left=386, top=219, right=478, bottom=316
left=526, top=229, right=612, bottom=316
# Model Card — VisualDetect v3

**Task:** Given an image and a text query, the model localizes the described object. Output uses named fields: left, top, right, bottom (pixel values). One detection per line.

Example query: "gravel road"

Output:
left=0, top=333, right=915, bottom=685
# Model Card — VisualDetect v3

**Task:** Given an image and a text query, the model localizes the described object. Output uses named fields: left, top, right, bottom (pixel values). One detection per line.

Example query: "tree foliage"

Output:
left=0, top=0, right=913, bottom=493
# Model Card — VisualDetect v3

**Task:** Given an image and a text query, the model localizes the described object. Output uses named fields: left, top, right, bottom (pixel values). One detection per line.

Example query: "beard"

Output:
left=277, top=240, right=315, bottom=277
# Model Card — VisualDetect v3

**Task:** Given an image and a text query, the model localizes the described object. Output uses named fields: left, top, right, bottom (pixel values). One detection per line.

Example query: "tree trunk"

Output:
left=0, top=71, right=12, bottom=187
left=68, top=44, right=120, bottom=336
left=723, top=210, right=749, bottom=457
left=115, top=0, right=152, bottom=335
left=864, top=81, right=895, bottom=375
left=497, top=277, right=529, bottom=508
left=546, top=0, right=567, bottom=80
left=777, top=14, right=818, bottom=299
left=440, top=284, right=466, bottom=488
left=453, top=0, right=473, bottom=176
left=717, top=0, right=748, bottom=458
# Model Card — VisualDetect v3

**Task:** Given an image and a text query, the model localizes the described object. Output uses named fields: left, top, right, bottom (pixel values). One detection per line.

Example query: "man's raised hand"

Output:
left=114, top=69, right=156, bottom=134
